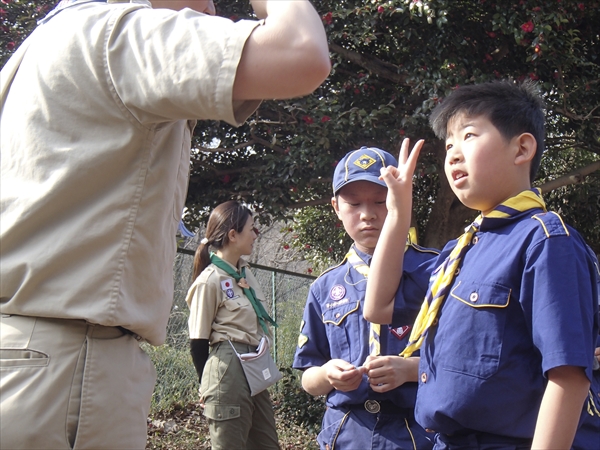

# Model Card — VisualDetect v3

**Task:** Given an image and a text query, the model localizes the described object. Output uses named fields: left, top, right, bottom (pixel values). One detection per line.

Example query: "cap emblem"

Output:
left=353, top=154, right=376, bottom=170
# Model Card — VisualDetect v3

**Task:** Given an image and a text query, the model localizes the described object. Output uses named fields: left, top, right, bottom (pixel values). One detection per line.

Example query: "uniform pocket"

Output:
left=317, top=410, right=350, bottom=450
left=439, top=281, right=511, bottom=379
left=203, top=404, right=240, bottom=421
left=0, top=349, right=49, bottom=368
left=322, top=299, right=363, bottom=362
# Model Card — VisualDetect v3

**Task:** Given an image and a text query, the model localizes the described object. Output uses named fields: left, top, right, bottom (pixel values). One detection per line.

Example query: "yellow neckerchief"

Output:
left=401, top=188, right=546, bottom=357
left=347, top=228, right=416, bottom=357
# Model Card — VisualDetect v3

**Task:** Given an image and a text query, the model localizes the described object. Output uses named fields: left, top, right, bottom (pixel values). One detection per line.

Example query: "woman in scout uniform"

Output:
left=186, top=200, right=278, bottom=450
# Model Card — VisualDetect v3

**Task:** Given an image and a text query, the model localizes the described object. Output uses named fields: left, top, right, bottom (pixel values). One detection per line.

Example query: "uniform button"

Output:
left=454, top=268, right=460, bottom=276
left=432, top=318, right=439, bottom=326
left=335, top=313, right=340, bottom=319
left=217, top=413, right=222, bottom=418
left=425, top=428, right=436, bottom=433
left=230, top=408, right=235, bottom=415
left=421, top=372, right=427, bottom=383
left=472, top=236, right=479, bottom=244
left=470, top=292, right=478, bottom=302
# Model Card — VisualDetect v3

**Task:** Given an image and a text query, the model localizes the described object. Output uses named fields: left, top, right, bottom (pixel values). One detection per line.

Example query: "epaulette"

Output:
left=407, top=242, right=441, bottom=255
left=531, top=211, right=570, bottom=238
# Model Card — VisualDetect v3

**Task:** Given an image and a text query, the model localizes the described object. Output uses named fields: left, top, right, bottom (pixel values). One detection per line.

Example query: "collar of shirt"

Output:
left=350, top=244, right=373, bottom=266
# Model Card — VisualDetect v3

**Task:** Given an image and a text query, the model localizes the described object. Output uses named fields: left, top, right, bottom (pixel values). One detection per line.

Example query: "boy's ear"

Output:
left=514, top=132, right=537, bottom=166
left=331, top=196, right=342, bottom=218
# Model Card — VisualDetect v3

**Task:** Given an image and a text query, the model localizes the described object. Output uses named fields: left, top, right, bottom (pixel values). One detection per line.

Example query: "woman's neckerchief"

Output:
left=210, top=253, right=277, bottom=335
left=401, top=188, right=546, bottom=357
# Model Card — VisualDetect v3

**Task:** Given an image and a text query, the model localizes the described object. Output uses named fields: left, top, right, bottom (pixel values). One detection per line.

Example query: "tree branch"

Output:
left=329, top=42, right=411, bottom=85
left=537, top=160, right=600, bottom=193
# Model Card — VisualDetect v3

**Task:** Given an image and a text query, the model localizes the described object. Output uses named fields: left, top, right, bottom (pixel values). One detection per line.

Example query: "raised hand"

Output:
left=379, top=138, right=424, bottom=215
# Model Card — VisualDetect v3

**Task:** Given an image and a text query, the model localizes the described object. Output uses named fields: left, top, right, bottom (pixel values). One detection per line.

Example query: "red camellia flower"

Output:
left=7, top=41, right=15, bottom=50
left=354, top=88, right=360, bottom=94
left=322, top=12, right=333, bottom=25
left=399, top=129, right=406, bottom=136
left=578, top=3, right=584, bottom=10
left=487, top=31, right=496, bottom=38
left=520, top=21, right=534, bottom=33
left=327, top=247, right=333, bottom=253
left=307, top=268, right=313, bottom=274
left=377, top=6, right=385, bottom=13
left=305, top=244, right=311, bottom=249
left=321, top=116, right=331, bottom=123
left=283, top=244, right=290, bottom=250
left=302, top=115, right=314, bottom=124
left=534, top=44, right=541, bottom=53
left=529, top=73, right=539, bottom=80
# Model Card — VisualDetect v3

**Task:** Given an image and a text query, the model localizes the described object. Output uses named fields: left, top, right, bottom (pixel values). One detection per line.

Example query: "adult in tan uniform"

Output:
left=0, top=0, right=330, bottom=448
left=186, top=201, right=278, bottom=449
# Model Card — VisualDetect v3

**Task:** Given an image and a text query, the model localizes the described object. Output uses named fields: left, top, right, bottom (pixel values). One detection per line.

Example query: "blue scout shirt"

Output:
left=293, top=244, right=439, bottom=409
left=416, top=209, right=599, bottom=438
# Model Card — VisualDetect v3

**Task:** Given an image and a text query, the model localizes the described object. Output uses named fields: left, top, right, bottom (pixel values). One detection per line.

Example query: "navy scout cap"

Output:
left=332, top=146, right=398, bottom=195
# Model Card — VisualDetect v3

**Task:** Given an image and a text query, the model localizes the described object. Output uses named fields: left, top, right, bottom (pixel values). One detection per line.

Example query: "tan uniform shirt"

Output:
left=0, top=1, right=261, bottom=344
left=187, top=258, right=270, bottom=347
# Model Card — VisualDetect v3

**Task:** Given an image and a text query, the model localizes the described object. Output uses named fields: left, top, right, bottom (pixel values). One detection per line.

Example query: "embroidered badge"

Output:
left=390, top=325, right=411, bottom=340
left=225, top=289, right=235, bottom=299
left=330, top=284, right=346, bottom=301
left=298, top=333, right=308, bottom=348
left=221, top=279, right=234, bottom=291
left=353, top=154, right=376, bottom=170
left=326, top=298, right=349, bottom=309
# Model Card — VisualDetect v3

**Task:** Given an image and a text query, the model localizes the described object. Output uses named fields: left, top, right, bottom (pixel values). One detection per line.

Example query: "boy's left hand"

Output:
left=363, top=355, right=418, bottom=393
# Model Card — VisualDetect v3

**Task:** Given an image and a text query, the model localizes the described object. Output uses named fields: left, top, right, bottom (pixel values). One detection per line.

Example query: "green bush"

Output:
left=272, top=367, right=325, bottom=435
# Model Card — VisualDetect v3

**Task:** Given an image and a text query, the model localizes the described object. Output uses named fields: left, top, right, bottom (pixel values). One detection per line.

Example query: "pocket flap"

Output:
left=322, top=299, right=360, bottom=326
left=449, top=280, right=511, bottom=308
left=203, top=404, right=241, bottom=421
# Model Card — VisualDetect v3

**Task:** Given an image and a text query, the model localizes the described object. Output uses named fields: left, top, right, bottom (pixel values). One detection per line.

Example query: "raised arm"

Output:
left=364, top=139, right=424, bottom=323
left=232, top=0, right=331, bottom=100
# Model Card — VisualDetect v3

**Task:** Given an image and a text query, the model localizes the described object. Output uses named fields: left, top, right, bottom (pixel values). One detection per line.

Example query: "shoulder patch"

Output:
left=531, top=211, right=569, bottom=238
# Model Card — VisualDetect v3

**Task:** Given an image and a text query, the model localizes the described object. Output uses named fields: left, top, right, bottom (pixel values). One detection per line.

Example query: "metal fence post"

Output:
left=272, top=270, right=277, bottom=365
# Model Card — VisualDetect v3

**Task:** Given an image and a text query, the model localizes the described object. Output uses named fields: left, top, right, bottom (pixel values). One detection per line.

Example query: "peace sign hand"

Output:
left=379, top=138, right=424, bottom=215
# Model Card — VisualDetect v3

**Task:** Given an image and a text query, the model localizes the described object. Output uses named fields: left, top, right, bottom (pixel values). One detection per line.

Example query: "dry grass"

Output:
left=146, top=402, right=319, bottom=450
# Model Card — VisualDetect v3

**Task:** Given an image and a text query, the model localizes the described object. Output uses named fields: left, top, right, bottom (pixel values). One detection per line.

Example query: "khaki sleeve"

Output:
left=187, top=279, right=220, bottom=340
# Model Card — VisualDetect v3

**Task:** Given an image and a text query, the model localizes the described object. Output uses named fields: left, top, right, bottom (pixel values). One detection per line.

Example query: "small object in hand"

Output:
left=238, top=278, right=250, bottom=289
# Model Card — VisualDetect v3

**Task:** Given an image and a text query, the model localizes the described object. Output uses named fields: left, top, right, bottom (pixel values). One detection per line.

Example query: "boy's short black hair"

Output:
left=430, top=80, right=545, bottom=182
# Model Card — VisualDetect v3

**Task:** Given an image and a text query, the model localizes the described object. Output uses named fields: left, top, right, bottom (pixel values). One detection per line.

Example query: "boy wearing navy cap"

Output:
left=293, top=144, right=439, bottom=449
left=364, top=80, right=599, bottom=449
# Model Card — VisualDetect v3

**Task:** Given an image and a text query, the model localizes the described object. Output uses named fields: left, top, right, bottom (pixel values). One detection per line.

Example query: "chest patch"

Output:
left=390, top=325, right=411, bottom=340
left=329, top=284, right=346, bottom=301
left=221, top=279, right=234, bottom=291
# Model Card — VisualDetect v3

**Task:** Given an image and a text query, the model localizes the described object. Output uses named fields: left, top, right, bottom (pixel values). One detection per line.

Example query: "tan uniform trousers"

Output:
left=202, top=341, right=279, bottom=450
left=0, top=315, right=156, bottom=450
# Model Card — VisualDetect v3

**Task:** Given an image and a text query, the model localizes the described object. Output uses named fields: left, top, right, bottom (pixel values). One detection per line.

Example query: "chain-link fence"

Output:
left=146, top=248, right=315, bottom=413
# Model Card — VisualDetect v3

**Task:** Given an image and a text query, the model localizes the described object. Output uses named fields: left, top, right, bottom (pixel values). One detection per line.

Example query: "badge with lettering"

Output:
left=238, top=278, right=250, bottom=289
left=330, top=284, right=346, bottom=301
left=390, top=325, right=411, bottom=340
